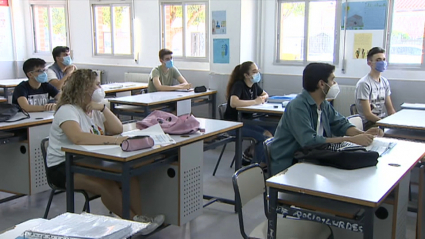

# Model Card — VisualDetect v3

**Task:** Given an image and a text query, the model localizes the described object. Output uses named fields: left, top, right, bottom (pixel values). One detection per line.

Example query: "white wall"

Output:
left=240, top=0, right=257, bottom=63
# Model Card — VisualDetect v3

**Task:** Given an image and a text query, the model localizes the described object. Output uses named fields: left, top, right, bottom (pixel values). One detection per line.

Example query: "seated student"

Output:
left=269, top=63, right=384, bottom=176
left=12, top=58, right=60, bottom=112
left=355, top=47, right=396, bottom=130
left=47, top=46, right=77, bottom=90
left=223, top=61, right=274, bottom=167
left=46, top=69, right=164, bottom=235
left=148, top=49, right=192, bottom=92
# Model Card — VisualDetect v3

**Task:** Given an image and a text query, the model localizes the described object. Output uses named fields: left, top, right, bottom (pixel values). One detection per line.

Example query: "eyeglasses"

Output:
left=31, top=68, right=47, bottom=74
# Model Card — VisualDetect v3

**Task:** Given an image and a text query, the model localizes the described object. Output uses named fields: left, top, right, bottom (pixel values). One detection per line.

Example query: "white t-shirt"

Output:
left=47, top=68, right=59, bottom=82
left=355, top=74, right=391, bottom=123
left=47, top=104, right=106, bottom=167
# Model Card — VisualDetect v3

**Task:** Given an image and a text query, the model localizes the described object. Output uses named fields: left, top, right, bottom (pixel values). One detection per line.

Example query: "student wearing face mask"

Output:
left=147, top=49, right=191, bottom=92
left=47, top=46, right=77, bottom=90
left=355, top=47, right=396, bottom=130
left=223, top=61, right=274, bottom=168
left=269, top=63, right=384, bottom=176
left=47, top=69, right=164, bottom=235
left=12, top=58, right=60, bottom=112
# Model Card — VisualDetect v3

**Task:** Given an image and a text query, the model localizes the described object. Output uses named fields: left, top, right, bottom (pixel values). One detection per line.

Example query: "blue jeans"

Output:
left=230, top=125, right=276, bottom=164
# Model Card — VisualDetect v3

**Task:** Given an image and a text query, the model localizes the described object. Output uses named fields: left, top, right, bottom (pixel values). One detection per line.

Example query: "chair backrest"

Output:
left=40, top=137, right=60, bottom=190
left=350, top=103, right=358, bottom=115
left=232, top=164, right=267, bottom=239
left=263, top=137, right=274, bottom=178
left=218, top=103, right=227, bottom=120
left=347, top=114, right=363, bottom=131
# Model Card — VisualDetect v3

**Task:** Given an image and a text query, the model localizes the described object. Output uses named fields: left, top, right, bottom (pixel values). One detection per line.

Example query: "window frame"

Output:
left=275, top=0, right=341, bottom=66
left=90, top=0, right=134, bottom=58
left=29, top=0, right=70, bottom=54
left=385, top=0, right=425, bottom=70
left=159, top=0, right=209, bottom=62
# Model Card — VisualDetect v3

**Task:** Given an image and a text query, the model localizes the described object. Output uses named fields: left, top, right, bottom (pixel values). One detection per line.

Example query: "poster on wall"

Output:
left=213, top=39, right=229, bottom=64
left=341, top=1, right=387, bottom=30
left=0, top=0, right=8, bottom=7
left=212, top=11, right=226, bottom=35
left=353, top=33, right=372, bottom=59
left=0, top=6, right=14, bottom=61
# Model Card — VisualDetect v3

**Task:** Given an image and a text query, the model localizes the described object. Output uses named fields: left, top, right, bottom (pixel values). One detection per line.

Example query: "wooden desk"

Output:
left=0, top=112, right=54, bottom=203
left=109, top=90, right=217, bottom=119
left=401, top=103, right=425, bottom=110
left=102, top=82, right=148, bottom=95
left=0, top=97, right=6, bottom=103
left=237, top=103, right=284, bottom=127
left=0, top=79, right=25, bottom=103
left=376, top=109, right=425, bottom=131
left=63, top=118, right=242, bottom=224
left=266, top=138, right=425, bottom=239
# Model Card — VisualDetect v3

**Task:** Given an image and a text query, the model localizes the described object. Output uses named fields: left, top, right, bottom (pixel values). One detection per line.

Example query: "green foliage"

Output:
left=169, top=4, right=205, bottom=27
left=52, top=8, right=66, bottom=35
left=100, top=6, right=125, bottom=28
left=281, top=2, right=305, bottom=19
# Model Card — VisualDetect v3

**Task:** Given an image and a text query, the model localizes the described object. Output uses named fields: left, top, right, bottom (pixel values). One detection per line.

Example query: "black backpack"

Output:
left=0, top=104, right=30, bottom=122
left=294, top=143, right=379, bottom=170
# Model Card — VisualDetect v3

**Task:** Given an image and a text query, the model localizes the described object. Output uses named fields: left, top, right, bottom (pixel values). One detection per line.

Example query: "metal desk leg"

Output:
left=235, top=126, right=242, bottom=171
left=111, top=102, right=116, bottom=115
left=65, top=153, right=75, bottom=213
left=3, top=87, right=9, bottom=103
left=267, top=187, right=278, bottom=239
left=362, top=207, right=374, bottom=239
left=211, top=93, right=217, bottom=119
left=121, top=163, right=131, bottom=220
left=418, top=165, right=425, bottom=239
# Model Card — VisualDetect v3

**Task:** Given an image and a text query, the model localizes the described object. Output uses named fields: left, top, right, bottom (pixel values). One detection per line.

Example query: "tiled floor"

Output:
left=0, top=148, right=419, bottom=239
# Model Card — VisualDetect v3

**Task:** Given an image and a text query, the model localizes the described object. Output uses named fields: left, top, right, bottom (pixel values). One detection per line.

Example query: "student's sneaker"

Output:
left=241, top=155, right=252, bottom=166
left=138, top=222, right=160, bottom=235
left=242, top=147, right=253, bottom=161
left=134, top=214, right=165, bottom=226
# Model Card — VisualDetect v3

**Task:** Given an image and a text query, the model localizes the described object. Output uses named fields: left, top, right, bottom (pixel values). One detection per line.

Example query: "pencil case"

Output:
left=121, top=136, right=154, bottom=152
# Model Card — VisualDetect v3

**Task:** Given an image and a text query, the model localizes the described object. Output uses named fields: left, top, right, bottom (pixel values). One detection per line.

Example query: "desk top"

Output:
left=376, top=109, right=425, bottom=130
left=108, top=90, right=217, bottom=106
left=61, top=118, right=241, bottom=162
left=237, top=103, right=285, bottom=114
left=0, top=97, right=6, bottom=103
left=266, top=138, right=425, bottom=207
left=102, top=82, right=148, bottom=94
left=0, top=112, right=54, bottom=130
left=401, top=103, right=425, bottom=110
left=0, top=79, right=26, bottom=87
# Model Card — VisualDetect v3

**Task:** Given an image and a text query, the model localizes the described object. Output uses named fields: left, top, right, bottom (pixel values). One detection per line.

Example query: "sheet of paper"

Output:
left=121, top=124, right=176, bottom=145
left=79, top=145, right=121, bottom=151
left=366, top=138, right=396, bottom=156
left=177, top=99, right=191, bottom=116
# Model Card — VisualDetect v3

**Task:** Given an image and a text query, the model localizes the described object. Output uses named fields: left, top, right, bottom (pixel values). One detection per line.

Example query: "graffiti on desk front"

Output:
left=292, top=210, right=363, bottom=232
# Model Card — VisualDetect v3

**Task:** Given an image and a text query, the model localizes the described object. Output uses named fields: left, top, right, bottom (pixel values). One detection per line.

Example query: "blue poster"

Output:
left=342, top=1, right=387, bottom=30
left=213, top=39, right=229, bottom=64
left=212, top=11, right=226, bottom=34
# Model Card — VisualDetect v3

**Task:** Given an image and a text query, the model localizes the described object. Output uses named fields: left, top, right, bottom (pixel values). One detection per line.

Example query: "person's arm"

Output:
left=359, top=99, right=381, bottom=122
left=257, top=85, right=269, bottom=101
left=384, top=96, right=396, bottom=115
left=48, top=65, right=76, bottom=90
left=17, top=97, right=55, bottom=112
left=86, top=102, right=123, bottom=135
left=176, top=75, right=189, bottom=85
left=61, top=120, right=127, bottom=145
left=230, top=95, right=264, bottom=108
left=152, top=76, right=189, bottom=91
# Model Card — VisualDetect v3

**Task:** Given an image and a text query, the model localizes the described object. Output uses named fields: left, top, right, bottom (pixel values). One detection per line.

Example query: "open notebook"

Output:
left=330, top=138, right=396, bottom=156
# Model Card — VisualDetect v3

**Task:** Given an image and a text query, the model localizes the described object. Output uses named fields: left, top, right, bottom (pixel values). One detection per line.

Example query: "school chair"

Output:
left=350, top=104, right=358, bottom=115
left=263, top=137, right=274, bottom=178
left=212, top=103, right=256, bottom=176
left=232, top=164, right=333, bottom=239
left=41, top=137, right=100, bottom=219
left=346, top=114, right=363, bottom=131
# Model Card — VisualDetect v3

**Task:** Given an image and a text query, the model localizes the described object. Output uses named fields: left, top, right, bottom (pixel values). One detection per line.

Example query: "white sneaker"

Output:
left=139, top=222, right=160, bottom=235
left=133, top=214, right=165, bottom=226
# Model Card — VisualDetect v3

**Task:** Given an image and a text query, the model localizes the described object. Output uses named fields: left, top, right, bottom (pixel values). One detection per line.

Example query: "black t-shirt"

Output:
left=12, top=81, right=59, bottom=106
left=224, top=80, right=264, bottom=121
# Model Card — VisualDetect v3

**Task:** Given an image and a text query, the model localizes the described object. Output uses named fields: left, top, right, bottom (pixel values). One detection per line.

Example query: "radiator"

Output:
left=124, top=72, right=150, bottom=83
left=333, top=85, right=356, bottom=117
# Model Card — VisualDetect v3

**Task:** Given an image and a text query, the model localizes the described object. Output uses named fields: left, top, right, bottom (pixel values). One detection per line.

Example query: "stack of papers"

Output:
left=121, top=123, right=176, bottom=146
left=337, top=138, right=396, bottom=156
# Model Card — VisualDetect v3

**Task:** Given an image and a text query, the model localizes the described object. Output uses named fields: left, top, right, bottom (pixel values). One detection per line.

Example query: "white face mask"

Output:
left=324, top=82, right=340, bottom=99
left=92, top=88, right=105, bottom=103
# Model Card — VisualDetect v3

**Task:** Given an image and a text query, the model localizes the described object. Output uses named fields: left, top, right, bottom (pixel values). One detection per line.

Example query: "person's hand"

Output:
left=116, top=136, right=129, bottom=145
left=179, top=83, right=192, bottom=90
left=254, top=96, right=265, bottom=105
left=44, top=103, right=56, bottom=111
left=365, top=127, right=384, bottom=137
left=348, top=134, right=374, bottom=146
left=86, top=102, right=105, bottom=112
left=64, top=65, right=76, bottom=76
left=261, top=95, right=268, bottom=102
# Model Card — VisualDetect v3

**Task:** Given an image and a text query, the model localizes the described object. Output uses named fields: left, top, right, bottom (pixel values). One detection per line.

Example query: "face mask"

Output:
left=251, top=73, right=261, bottom=83
left=35, top=72, right=48, bottom=83
left=92, top=88, right=105, bottom=103
left=165, top=60, right=174, bottom=69
left=62, top=55, right=72, bottom=66
left=374, top=61, right=387, bottom=72
left=323, top=82, right=340, bottom=99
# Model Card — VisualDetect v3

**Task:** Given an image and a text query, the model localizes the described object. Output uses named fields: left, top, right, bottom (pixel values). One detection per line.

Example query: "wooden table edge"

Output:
left=237, top=107, right=284, bottom=114
left=377, top=123, right=425, bottom=131
left=0, top=119, right=53, bottom=130
left=105, top=85, right=148, bottom=93
left=108, top=91, right=217, bottom=106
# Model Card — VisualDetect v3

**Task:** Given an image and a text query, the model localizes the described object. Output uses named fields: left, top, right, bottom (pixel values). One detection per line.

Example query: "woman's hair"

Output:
left=226, top=61, right=254, bottom=99
left=56, top=69, right=98, bottom=112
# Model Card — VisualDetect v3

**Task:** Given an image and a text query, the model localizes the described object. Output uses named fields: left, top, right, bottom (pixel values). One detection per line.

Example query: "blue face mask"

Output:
left=35, top=72, right=48, bottom=83
left=165, top=59, right=174, bottom=69
left=251, top=73, right=261, bottom=83
left=62, top=55, right=72, bottom=66
left=375, top=61, right=387, bottom=72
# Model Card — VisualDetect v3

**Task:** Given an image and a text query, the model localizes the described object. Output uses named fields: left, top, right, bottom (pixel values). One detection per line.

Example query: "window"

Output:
left=91, top=2, right=133, bottom=56
left=387, top=0, right=425, bottom=67
left=31, top=3, right=68, bottom=53
left=276, top=0, right=339, bottom=64
left=161, top=2, right=208, bottom=59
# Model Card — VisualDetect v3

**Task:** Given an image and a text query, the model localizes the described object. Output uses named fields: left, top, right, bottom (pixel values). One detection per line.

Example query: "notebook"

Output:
left=330, top=138, right=396, bottom=156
